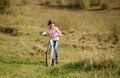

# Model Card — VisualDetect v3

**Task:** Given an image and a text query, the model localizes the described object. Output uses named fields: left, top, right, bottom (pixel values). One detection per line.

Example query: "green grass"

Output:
left=0, top=54, right=119, bottom=78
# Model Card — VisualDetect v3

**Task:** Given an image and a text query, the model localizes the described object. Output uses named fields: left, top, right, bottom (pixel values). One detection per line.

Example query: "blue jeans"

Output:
left=53, top=40, right=59, bottom=60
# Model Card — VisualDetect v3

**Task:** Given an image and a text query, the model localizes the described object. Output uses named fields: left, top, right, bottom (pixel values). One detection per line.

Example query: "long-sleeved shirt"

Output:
left=42, top=27, right=62, bottom=40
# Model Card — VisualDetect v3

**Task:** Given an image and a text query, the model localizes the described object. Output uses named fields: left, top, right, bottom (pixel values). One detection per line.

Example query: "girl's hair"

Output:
left=48, top=19, right=55, bottom=25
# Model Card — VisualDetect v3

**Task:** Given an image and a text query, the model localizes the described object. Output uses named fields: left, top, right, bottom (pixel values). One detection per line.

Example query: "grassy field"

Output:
left=0, top=0, right=120, bottom=78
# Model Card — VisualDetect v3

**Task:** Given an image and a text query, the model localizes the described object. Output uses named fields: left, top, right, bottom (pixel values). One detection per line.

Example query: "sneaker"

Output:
left=56, top=59, right=59, bottom=64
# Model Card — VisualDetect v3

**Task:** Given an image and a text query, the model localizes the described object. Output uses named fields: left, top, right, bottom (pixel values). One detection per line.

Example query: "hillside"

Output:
left=0, top=0, right=120, bottom=78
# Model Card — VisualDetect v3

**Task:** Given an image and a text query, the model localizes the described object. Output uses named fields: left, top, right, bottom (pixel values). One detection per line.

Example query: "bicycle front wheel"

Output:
left=46, top=47, right=54, bottom=67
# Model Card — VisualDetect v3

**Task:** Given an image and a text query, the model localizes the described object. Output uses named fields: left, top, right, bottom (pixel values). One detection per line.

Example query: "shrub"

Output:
left=82, top=0, right=90, bottom=9
left=0, top=0, right=10, bottom=14
left=68, top=1, right=75, bottom=9
left=21, top=0, right=28, bottom=5
left=0, top=26, right=18, bottom=35
left=56, top=0, right=62, bottom=6
left=101, top=3, right=109, bottom=10
left=90, top=0, right=102, bottom=6
left=0, top=26, right=23, bottom=36
left=41, top=0, right=51, bottom=6
left=108, top=24, right=120, bottom=45
left=75, top=0, right=85, bottom=9
left=68, top=0, right=90, bottom=10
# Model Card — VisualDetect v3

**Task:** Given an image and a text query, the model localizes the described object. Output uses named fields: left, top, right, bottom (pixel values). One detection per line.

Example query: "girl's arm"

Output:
left=42, top=29, right=48, bottom=36
left=55, top=27, right=62, bottom=37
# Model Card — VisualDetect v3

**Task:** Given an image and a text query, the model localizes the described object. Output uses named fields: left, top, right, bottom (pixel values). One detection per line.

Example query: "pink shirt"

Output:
left=42, top=27, right=62, bottom=40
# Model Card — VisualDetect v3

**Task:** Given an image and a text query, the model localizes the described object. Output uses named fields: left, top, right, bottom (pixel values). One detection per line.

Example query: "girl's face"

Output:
left=49, top=23, right=55, bottom=29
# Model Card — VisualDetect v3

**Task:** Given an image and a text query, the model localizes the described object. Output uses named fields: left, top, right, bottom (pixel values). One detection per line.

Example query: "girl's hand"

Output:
left=40, top=32, right=43, bottom=35
left=40, top=32, right=47, bottom=36
left=42, top=32, right=47, bottom=36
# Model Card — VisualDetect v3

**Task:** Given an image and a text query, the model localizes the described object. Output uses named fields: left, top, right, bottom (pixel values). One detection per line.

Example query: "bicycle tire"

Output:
left=46, top=50, right=48, bottom=67
left=46, top=50, right=51, bottom=67
left=46, top=39, right=55, bottom=67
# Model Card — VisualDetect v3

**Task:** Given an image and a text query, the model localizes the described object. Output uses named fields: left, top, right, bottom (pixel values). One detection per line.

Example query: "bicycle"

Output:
left=40, top=31, right=59, bottom=67
left=45, top=38, right=56, bottom=67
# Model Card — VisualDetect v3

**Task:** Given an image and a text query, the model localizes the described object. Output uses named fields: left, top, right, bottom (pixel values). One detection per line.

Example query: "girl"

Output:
left=42, top=19, right=62, bottom=64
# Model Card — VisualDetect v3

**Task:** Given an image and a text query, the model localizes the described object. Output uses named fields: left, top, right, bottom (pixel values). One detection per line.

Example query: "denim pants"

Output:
left=53, top=40, right=59, bottom=60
